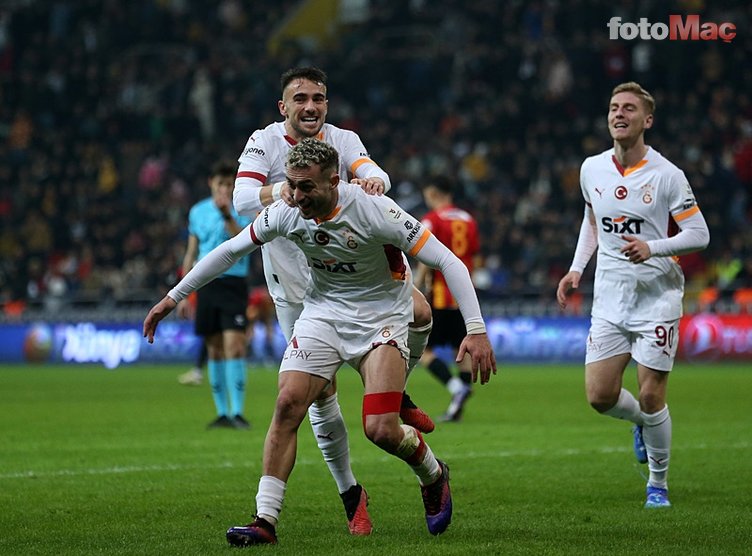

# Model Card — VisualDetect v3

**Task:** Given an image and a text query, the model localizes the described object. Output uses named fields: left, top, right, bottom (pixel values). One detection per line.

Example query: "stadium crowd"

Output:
left=1, top=0, right=751, bottom=317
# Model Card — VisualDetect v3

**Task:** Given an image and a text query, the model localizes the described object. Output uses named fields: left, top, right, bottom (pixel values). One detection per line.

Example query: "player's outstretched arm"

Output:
left=145, top=225, right=259, bottom=343
left=143, top=296, right=178, bottom=343
left=412, top=232, right=497, bottom=383
left=457, top=333, right=496, bottom=384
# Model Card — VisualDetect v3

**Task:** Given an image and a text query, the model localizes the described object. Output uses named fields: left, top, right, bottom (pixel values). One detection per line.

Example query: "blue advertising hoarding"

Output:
left=0, top=317, right=592, bottom=367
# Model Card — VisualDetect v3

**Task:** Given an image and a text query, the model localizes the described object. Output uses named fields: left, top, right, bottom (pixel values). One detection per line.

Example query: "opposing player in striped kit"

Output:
left=557, top=82, right=709, bottom=509
left=143, top=139, right=496, bottom=544
left=232, top=67, right=433, bottom=533
left=414, top=176, right=482, bottom=422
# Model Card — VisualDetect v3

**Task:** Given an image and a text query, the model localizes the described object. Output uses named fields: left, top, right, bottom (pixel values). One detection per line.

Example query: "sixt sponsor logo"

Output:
left=312, top=258, right=358, bottom=273
left=601, top=216, right=644, bottom=234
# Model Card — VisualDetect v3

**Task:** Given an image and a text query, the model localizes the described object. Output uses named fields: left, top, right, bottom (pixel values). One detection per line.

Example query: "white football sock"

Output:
left=256, top=475, right=286, bottom=526
left=394, top=424, right=441, bottom=485
left=603, top=388, right=644, bottom=424
left=447, top=376, right=465, bottom=396
left=641, top=405, right=671, bottom=489
left=308, top=393, right=356, bottom=494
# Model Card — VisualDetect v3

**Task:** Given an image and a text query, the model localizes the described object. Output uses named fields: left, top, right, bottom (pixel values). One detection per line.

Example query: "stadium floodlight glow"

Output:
left=607, top=15, right=736, bottom=43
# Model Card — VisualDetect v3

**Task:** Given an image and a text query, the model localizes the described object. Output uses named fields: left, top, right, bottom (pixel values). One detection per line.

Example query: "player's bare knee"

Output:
left=317, top=381, right=336, bottom=401
left=638, top=392, right=664, bottom=414
left=586, top=381, right=620, bottom=413
left=588, top=392, right=619, bottom=414
left=225, top=345, right=246, bottom=360
left=363, top=418, right=400, bottom=451
left=273, top=390, right=309, bottom=426
left=361, top=391, right=403, bottom=449
left=589, top=401, right=612, bottom=414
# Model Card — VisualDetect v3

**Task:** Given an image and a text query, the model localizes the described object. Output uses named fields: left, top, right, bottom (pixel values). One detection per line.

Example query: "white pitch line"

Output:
left=1, top=442, right=748, bottom=481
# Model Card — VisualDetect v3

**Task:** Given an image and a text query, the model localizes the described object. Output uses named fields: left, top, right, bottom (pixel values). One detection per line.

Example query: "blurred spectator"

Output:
left=1, top=0, right=751, bottom=317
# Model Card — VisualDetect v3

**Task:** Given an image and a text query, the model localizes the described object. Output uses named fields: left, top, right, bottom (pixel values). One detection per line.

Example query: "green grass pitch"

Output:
left=1, top=362, right=750, bottom=555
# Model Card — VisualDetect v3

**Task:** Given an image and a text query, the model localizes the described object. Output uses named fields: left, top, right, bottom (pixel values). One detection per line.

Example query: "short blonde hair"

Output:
left=286, top=138, right=339, bottom=174
left=611, top=82, right=655, bottom=114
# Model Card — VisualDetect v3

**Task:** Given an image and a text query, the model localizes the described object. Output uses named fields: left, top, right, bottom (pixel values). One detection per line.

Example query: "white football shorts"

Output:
left=279, top=316, right=410, bottom=382
left=585, top=316, right=680, bottom=372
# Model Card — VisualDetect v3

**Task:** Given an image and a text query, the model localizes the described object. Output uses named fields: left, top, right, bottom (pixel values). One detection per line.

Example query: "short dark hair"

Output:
left=210, top=160, right=236, bottom=179
left=426, top=175, right=455, bottom=196
left=286, top=138, right=339, bottom=175
left=280, top=67, right=327, bottom=93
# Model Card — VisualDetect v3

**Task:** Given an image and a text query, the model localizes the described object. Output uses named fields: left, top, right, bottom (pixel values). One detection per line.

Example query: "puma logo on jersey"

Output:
left=601, top=216, right=645, bottom=234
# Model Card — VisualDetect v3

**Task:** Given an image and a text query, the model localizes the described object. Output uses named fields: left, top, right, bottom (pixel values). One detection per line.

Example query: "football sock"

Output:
left=447, top=376, right=465, bottom=396
left=197, top=342, right=208, bottom=368
left=394, top=424, right=441, bottom=486
left=407, top=321, right=432, bottom=375
left=256, top=475, right=286, bottom=527
left=427, top=358, right=453, bottom=386
left=225, top=358, right=246, bottom=417
left=207, top=359, right=228, bottom=417
left=308, top=393, right=356, bottom=493
left=603, top=388, right=643, bottom=424
left=459, top=370, right=473, bottom=386
left=447, top=376, right=470, bottom=396
left=641, top=405, right=671, bottom=489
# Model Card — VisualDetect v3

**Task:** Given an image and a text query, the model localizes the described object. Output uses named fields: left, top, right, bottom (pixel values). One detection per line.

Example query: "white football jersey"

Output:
left=236, top=122, right=389, bottom=305
left=249, top=184, right=430, bottom=327
left=581, top=147, right=701, bottom=323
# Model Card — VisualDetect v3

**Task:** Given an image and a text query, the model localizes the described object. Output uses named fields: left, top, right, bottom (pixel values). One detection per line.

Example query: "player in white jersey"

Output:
left=234, top=68, right=433, bottom=384
left=143, top=139, right=497, bottom=545
left=557, top=82, right=709, bottom=509
left=235, top=120, right=390, bottom=324
left=231, top=67, right=434, bottom=534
